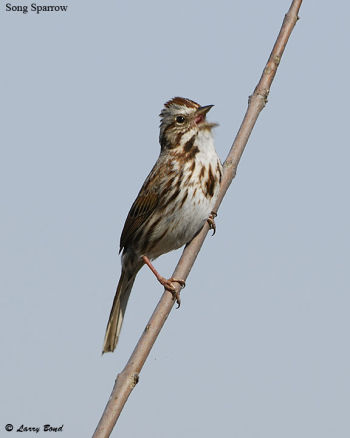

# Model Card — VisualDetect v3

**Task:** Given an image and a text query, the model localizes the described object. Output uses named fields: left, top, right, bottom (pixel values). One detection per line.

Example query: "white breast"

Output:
left=148, top=128, right=222, bottom=259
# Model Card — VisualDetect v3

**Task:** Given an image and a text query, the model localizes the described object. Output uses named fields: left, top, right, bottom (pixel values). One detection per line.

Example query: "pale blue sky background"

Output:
left=1, top=1, right=349, bottom=437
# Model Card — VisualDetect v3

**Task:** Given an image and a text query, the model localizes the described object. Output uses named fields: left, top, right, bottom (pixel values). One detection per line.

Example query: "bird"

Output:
left=103, top=97, right=222, bottom=353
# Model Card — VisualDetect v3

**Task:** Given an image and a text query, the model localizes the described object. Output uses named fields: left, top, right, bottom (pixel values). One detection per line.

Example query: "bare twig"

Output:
left=93, top=1, right=303, bottom=436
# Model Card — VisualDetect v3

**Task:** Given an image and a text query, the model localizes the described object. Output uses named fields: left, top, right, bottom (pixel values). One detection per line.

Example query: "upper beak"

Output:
left=196, top=104, right=214, bottom=116
left=194, top=104, right=214, bottom=124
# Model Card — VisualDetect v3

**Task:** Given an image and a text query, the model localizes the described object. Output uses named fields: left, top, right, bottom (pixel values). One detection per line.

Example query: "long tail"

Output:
left=102, top=269, right=137, bottom=354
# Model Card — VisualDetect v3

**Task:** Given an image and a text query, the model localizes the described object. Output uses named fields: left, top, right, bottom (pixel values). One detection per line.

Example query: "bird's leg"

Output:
left=141, top=255, right=185, bottom=308
left=207, top=211, right=217, bottom=236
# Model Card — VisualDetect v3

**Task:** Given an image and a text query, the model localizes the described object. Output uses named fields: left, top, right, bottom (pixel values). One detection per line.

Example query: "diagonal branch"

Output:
left=93, top=1, right=303, bottom=436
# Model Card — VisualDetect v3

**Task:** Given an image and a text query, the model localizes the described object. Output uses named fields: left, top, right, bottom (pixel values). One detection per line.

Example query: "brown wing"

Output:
left=119, top=188, right=159, bottom=253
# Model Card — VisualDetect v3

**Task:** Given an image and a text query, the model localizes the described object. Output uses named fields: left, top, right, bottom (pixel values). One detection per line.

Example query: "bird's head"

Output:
left=159, top=97, right=215, bottom=150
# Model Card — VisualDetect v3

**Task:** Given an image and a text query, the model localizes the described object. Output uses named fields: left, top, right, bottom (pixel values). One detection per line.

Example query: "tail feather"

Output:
left=102, top=269, right=136, bottom=354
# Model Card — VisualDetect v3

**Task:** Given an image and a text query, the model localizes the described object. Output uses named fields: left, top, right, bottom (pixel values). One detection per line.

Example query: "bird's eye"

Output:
left=176, top=115, right=185, bottom=124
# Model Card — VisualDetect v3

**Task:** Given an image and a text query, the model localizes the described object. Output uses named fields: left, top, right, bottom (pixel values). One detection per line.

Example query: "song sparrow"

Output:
left=103, top=97, right=222, bottom=353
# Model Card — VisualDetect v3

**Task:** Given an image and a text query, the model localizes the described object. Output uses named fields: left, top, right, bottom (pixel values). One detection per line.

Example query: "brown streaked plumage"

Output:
left=164, top=96, right=199, bottom=109
left=205, top=164, right=216, bottom=197
left=103, top=97, right=222, bottom=353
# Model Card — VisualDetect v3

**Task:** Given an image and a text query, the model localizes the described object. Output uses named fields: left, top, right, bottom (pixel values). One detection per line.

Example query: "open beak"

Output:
left=194, top=104, right=214, bottom=124
left=196, top=104, right=214, bottom=116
